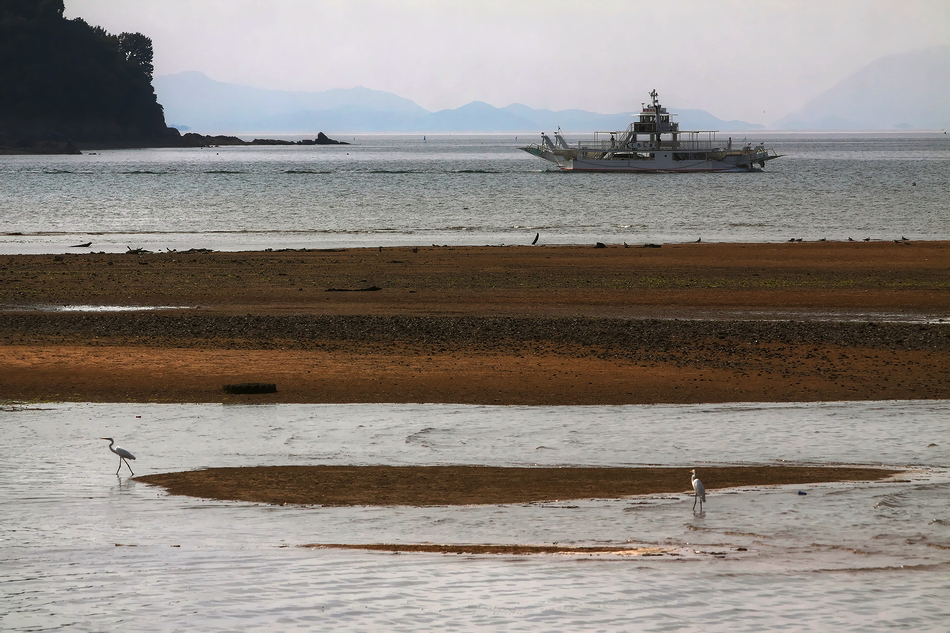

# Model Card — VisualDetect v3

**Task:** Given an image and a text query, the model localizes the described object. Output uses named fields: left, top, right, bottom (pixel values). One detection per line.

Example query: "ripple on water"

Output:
left=1, top=400, right=949, bottom=631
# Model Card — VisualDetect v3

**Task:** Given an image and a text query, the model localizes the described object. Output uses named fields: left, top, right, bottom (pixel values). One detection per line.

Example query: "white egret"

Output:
left=690, top=469, right=706, bottom=512
left=101, top=437, right=136, bottom=475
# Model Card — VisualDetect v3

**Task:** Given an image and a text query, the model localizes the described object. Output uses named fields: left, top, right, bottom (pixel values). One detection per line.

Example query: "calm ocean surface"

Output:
left=2, top=401, right=949, bottom=632
left=1, top=134, right=948, bottom=254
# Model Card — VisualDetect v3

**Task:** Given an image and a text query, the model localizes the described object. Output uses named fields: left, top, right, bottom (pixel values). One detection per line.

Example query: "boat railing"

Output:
left=576, top=139, right=723, bottom=152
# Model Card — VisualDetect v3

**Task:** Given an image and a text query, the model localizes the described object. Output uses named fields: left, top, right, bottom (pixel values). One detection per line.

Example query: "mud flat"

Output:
left=1, top=242, right=947, bottom=405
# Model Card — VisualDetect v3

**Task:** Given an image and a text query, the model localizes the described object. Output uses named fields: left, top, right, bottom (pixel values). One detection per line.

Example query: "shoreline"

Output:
left=2, top=242, right=947, bottom=405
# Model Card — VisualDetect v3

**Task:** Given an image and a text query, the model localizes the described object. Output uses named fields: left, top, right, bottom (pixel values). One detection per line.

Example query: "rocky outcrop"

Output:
left=248, top=132, right=349, bottom=145
left=179, top=132, right=349, bottom=147
left=312, top=132, right=348, bottom=145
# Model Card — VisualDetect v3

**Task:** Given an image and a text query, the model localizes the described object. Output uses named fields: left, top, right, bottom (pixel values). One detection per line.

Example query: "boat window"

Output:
left=613, top=152, right=655, bottom=160
left=691, top=153, right=707, bottom=160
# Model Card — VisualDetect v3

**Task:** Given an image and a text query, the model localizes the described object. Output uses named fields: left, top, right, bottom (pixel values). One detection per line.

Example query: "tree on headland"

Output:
left=118, top=32, right=154, bottom=80
left=0, top=0, right=176, bottom=150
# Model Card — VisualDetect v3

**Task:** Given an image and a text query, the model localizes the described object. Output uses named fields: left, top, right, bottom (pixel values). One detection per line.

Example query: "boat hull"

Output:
left=523, top=147, right=778, bottom=173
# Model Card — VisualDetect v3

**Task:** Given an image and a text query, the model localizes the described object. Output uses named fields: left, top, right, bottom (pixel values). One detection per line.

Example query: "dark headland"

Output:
left=0, top=0, right=345, bottom=153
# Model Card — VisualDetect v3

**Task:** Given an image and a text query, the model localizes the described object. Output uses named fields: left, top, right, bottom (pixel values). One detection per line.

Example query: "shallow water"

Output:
left=1, top=134, right=948, bottom=254
left=0, top=304, right=193, bottom=313
left=2, top=401, right=948, bottom=631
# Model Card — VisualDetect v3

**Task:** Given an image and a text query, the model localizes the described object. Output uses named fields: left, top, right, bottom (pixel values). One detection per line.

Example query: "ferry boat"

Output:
left=522, top=90, right=781, bottom=172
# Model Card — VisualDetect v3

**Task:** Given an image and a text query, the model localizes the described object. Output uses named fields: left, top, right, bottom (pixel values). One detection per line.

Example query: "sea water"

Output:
left=1, top=401, right=948, bottom=632
left=0, top=134, right=948, bottom=254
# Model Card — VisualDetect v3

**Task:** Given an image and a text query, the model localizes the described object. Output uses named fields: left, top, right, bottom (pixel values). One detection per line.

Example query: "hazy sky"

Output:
left=64, top=0, right=950, bottom=124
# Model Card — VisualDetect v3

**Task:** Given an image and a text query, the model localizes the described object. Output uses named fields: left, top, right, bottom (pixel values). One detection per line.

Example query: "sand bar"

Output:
left=136, top=465, right=899, bottom=507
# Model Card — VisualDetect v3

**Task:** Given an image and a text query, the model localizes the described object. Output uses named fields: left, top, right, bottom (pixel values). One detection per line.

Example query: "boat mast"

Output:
left=650, top=89, right=660, bottom=149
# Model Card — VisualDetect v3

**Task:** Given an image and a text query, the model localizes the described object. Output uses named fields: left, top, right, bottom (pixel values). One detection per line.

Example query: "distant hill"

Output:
left=772, top=46, right=950, bottom=130
left=154, top=71, right=765, bottom=134
left=0, top=0, right=177, bottom=151
left=153, top=71, right=429, bottom=133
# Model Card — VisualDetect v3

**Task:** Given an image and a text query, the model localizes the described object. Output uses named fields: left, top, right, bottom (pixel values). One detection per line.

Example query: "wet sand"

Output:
left=136, top=465, right=898, bottom=507
left=1, top=242, right=948, bottom=405
left=2, top=241, right=947, bottom=317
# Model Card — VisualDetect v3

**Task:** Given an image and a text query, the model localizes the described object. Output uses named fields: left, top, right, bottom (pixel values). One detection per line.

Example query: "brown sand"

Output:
left=136, top=465, right=898, bottom=507
left=1, top=242, right=948, bottom=405
left=2, top=241, right=947, bottom=317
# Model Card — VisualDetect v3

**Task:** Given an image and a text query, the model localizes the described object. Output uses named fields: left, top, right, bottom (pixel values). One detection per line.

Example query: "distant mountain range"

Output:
left=153, top=72, right=765, bottom=135
left=772, top=46, right=949, bottom=130
left=154, top=46, right=950, bottom=135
